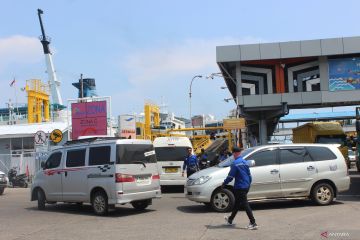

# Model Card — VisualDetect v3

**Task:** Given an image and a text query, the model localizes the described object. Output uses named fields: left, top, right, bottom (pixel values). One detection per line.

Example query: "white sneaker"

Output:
left=247, top=223, right=258, bottom=230
left=224, top=215, right=234, bottom=226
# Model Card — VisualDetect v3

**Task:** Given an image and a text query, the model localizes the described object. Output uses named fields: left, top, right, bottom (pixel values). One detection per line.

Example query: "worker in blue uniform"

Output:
left=222, top=147, right=258, bottom=230
left=182, top=147, right=199, bottom=177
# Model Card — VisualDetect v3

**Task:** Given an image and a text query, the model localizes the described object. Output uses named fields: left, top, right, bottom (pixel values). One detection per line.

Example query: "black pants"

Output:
left=229, top=189, right=255, bottom=224
left=187, top=169, right=196, bottom=177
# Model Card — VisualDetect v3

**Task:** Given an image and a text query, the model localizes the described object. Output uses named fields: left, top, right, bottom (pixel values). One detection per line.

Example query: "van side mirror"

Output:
left=247, top=160, right=255, bottom=167
left=41, top=161, right=46, bottom=170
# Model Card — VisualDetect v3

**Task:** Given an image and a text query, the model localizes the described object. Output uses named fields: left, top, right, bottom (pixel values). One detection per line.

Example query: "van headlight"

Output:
left=190, top=176, right=211, bottom=186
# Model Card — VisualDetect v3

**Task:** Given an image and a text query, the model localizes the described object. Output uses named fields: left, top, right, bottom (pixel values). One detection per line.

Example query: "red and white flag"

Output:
left=9, top=78, right=15, bottom=87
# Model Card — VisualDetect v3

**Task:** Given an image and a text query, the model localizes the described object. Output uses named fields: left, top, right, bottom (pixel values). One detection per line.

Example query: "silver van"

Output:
left=31, top=138, right=161, bottom=215
left=185, top=144, right=350, bottom=212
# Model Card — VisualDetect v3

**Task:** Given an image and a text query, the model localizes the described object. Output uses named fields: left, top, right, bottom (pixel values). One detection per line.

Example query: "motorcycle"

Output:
left=8, top=168, right=28, bottom=188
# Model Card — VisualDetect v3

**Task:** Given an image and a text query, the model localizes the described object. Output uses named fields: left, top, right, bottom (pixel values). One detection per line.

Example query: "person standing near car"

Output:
left=222, top=147, right=258, bottom=230
left=182, top=147, right=199, bottom=177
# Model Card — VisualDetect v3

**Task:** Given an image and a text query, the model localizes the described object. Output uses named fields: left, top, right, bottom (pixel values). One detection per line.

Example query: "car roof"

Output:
left=250, top=143, right=336, bottom=151
left=53, top=138, right=152, bottom=150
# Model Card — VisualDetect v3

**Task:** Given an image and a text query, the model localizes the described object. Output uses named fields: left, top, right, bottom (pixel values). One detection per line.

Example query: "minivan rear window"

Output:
left=116, top=144, right=156, bottom=164
left=155, top=147, right=188, bottom=161
left=306, top=146, right=337, bottom=161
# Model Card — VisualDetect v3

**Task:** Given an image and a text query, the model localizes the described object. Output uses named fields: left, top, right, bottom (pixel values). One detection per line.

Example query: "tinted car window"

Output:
left=117, top=144, right=156, bottom=164
left=155, top=147, right=188, bottom=161
left=45, top=152, right=62, bottom=169
left=306, top=146, right=337, bottom=161
left=89, top=146, right=111, bottom=165
left=280, top=148, right=310, bottom=164
left=218, top=147, right=260, bottom=168
left=247, top=149, right=277, bottom=167
left=66, top=149, right=86, bottom=167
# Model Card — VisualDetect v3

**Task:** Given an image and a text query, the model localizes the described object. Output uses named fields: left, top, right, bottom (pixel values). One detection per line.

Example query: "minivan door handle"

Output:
left=64, top=171, right=68, bottom=177
left=307, top=166, right=315, bottom=171
left=270, top=169, right=279, bottom=174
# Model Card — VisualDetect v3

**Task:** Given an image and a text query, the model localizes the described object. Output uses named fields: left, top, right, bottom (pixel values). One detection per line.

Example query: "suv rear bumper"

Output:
left=113, top=189, right=162, bottom=204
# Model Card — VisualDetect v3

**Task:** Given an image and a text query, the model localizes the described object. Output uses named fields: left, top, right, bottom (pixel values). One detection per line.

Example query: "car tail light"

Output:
left=115, top=173, right=135, bottom=183
left=152, top=174, right=160, bottom=180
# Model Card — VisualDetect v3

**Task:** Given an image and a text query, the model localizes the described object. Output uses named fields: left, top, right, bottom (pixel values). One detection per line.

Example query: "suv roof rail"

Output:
left=64, top=137, right=126, bottom=146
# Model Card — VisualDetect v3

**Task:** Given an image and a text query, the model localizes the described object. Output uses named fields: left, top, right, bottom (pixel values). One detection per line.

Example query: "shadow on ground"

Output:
left=205, top=224, right=249, bottom=230
left=161, top=185, right=184, bottom=194
left=177, top=199, right=344, bottom=214
left=25, top=203, right=155, bottom=217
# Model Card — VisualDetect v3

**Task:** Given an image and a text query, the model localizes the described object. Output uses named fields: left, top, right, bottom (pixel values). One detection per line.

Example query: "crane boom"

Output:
left=37, top=8, right=63, bottom=105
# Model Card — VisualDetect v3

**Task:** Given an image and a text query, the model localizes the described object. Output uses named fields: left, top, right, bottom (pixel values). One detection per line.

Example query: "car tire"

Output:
left=92, top=191, right=108, bottom=216
left=131, top=200, right=150, bottom=210
left=37, top=189, right=46, bottom=210
left=0, top=187, right=4, bottom=195
left=210, top=188, right=235, bottom=212
left=356, top=161, right=360, bottom=172
left=311, top=183, right=334, bottom=205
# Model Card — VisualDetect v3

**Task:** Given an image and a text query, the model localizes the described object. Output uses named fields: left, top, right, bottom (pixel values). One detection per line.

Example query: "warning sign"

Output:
left=50, top=129, right=63, bottom=143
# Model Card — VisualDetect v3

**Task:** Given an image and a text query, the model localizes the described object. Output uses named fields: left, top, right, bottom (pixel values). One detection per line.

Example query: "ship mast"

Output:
left=37, top=9, right=63, bottom=106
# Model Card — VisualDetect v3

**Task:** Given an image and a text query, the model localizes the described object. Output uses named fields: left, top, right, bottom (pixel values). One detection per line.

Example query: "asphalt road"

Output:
left=0, top=172, right=359, bottom=240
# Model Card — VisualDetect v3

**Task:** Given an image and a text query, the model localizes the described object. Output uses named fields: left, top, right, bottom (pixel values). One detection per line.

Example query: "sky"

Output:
left=1, top=0, right=359, bottom=120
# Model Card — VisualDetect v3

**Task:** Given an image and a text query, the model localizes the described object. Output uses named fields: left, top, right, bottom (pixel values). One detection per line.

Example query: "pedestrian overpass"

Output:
left=216, top=36, right=360, bottom=144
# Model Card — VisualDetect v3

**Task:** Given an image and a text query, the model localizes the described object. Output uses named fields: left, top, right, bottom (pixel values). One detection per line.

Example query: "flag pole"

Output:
left=13, top=77, right=19, bottom=118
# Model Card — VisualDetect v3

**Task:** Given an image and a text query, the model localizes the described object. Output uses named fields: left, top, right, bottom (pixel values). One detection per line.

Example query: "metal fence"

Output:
left=0, top=152, right=47, bottom=179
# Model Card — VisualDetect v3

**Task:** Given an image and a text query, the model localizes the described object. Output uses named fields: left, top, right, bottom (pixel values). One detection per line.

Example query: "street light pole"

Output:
left=189, top=75, right=202, bottom=129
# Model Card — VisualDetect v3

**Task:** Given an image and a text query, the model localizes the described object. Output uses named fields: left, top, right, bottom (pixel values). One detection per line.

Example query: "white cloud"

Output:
left=121, top=36, right=265, bottom=87
left=0, top=35, right=43, bottom=73
left=115, top=36, right=265, bottom=118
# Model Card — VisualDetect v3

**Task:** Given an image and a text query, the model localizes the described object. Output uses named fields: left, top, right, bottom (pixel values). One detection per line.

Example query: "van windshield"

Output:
left=154, top=147, right=188, bottom=161
left=116, top=144, right=156, bottom=164
left=317, top=136, right=345, bottom=144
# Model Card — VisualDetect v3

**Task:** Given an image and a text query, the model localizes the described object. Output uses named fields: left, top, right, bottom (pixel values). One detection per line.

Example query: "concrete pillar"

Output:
left=235, top=62, right=242, bottom=97
left=319, top=56, right=329, bottom=91
left=259, top=118, right=268, bottom=145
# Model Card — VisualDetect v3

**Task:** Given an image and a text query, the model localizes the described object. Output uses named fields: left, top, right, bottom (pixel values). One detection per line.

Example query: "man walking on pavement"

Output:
left=182, top=147, right=199, bottom=178
left=222, top=147, right=258, bottom=230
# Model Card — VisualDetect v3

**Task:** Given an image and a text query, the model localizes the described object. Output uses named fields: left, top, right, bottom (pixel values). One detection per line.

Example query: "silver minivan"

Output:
left=31, top=138, right=161, bottom=215
left=185, top=144, right=350, bottom=212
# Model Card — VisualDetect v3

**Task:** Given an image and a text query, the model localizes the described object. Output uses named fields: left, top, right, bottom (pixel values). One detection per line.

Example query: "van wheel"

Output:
left=37, top=189, right=46, bottom=210
left=131, top=200, right=150, bottom=210
left=312, top=183, right=334, bottom=205
left=92, top=191, right=108, bottom=216
left=210, top=188, right=235, bottom=212
left=0, top=188, right=4, bottom=195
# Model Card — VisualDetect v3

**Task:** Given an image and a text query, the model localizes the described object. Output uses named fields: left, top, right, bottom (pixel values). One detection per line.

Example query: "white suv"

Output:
left=31, top=138, right=161, bottom=215
left=185, top=144, right=350, bottom=212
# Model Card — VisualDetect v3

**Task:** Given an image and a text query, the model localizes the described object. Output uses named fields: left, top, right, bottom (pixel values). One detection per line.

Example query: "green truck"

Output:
left=292, top=122, right=350, bottom=167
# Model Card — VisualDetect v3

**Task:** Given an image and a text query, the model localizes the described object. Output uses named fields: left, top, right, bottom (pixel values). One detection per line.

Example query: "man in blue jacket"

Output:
left=182, top=147, right=199, bottom=177
left=222, top=147, right=257, bottom=230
